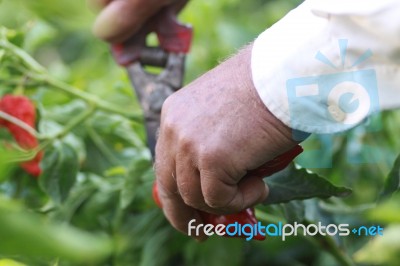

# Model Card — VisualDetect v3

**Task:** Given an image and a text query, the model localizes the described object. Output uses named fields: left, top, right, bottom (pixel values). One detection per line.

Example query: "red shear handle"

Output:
left=112, top=1, right=193, bottom=67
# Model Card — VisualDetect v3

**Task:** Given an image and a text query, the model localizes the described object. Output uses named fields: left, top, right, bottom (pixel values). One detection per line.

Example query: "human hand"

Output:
left=90, top=0, right=179, bottom=43
left=155, top=44, right=300, bottom=240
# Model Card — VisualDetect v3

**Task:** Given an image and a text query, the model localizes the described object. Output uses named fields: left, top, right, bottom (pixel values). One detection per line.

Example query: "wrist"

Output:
left=233, top=44, right=304, bottom=145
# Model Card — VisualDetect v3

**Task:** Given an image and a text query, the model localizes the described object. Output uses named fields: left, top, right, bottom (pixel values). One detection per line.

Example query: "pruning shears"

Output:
left=111, top=0, right=192, bottom=156
left=110, top=1, right=303, bottom=241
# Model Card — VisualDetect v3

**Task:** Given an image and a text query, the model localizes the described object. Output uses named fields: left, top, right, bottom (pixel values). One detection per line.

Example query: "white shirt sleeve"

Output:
left=251, top=0, right=400, bottom=134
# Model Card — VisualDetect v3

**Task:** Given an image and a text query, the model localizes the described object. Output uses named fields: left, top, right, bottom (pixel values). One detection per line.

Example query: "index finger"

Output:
left=155, top=134, right=207, bottom=240
left=87, top=0, right=111, bottom=10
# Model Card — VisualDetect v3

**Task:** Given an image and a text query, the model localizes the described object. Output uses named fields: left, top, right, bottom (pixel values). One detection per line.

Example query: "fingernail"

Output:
left=93, top=14, right=117, bottom=41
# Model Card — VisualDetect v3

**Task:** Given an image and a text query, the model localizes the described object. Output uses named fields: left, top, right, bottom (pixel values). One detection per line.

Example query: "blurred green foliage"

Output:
left=0, top=0, right=399, bottom=265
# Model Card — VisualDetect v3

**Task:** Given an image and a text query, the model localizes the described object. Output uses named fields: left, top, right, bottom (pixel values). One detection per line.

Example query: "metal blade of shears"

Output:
left=111, top=1, right=192, bottom=157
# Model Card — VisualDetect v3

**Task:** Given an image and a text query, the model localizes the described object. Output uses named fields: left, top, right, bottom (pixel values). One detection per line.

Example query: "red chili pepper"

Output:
left=152, top=145, right=303, bottom=241
left=152, top=180, right=162, bottom=209
left=200, top=208, right=266, bottom=241
left=0, top=95, right=43, bottom=177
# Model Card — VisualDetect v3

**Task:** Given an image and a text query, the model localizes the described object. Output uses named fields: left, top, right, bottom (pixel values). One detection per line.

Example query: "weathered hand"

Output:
left=155, top=44, right=299, bottom=240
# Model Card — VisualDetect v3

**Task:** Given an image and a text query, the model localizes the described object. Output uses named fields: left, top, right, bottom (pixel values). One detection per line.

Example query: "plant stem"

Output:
left=40, top=105, right=97, bottom=150
left=39, top=74, right=142, bottom=120
left=5, top=146, right=38, bottom=163
left=86, top=122, right=121, bottom=165
left=4, top=107, right=96, bottom=162
left=0, top=36, right=142, bottom=120
left=56, top=105, right=96, bottom=139
left=0, top=110, right=39, bottom=137
left=0, top=38, right=46, bottom=74
left=26, top=105, right=95, bottom=158
left=0, top=78, right=38, bottom=87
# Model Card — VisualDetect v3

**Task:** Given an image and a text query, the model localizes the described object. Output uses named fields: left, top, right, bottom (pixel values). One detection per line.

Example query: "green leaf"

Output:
left=39, top=118, right=87, bottom=164
left=71, top=173, right=121, bottom=230
left=90, top=113, right=145, bottom=148
left=39, top=141, right=79, bottom=204
left=139, top=227, right=171, bottom=266
left=52, top=172, right=97, bottom=222
left=281, top=200, right=305, bottom=223
left=23, top=20, right=56, bottom=53
left=0, top=197, right=112, bottom=263
left=40, top=100, right=87, bottom=128
left=366, top=194, right=400, bottom=223
left=264, top=165, right=352, bottom=205
left=0, top=146, right=19, bottom=182
left=184, top=237, right=244, bottom=266
left=121, top=158, right=152, bottom=209
left=0, top=259, right=26, bottom=266
left=380, top=153, right=400, bottom=200
left=353, top=225, right=400, bottom=266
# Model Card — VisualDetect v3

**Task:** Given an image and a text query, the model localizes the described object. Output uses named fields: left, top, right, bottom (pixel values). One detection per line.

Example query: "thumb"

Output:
left=234, top=175, right=269, bottom=209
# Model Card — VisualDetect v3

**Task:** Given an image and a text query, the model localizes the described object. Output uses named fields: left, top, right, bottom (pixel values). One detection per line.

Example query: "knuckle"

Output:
left=153, top=159, right=166, bottom=180
left=198, top=146, right=224, bottom=169
left=156, top=176, right=177, bottom=199
left=177, top=180, right=190, bottom=199
left=198, top=151, right=213, bottom=169
left=160, top=113, right=176, bottom=136
left=177, top=133, right=196, bottom=153
left=180, top=192, right=197, bottom=208
left=161, top=94, right=175, bottom=114
left=160, top=97, right=178, bottom=135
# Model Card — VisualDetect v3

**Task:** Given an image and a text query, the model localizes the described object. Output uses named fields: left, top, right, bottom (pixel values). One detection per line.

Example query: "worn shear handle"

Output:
left=110, top=1, right=192, bottom=157
left=111, top=0, right=193, bottom=67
